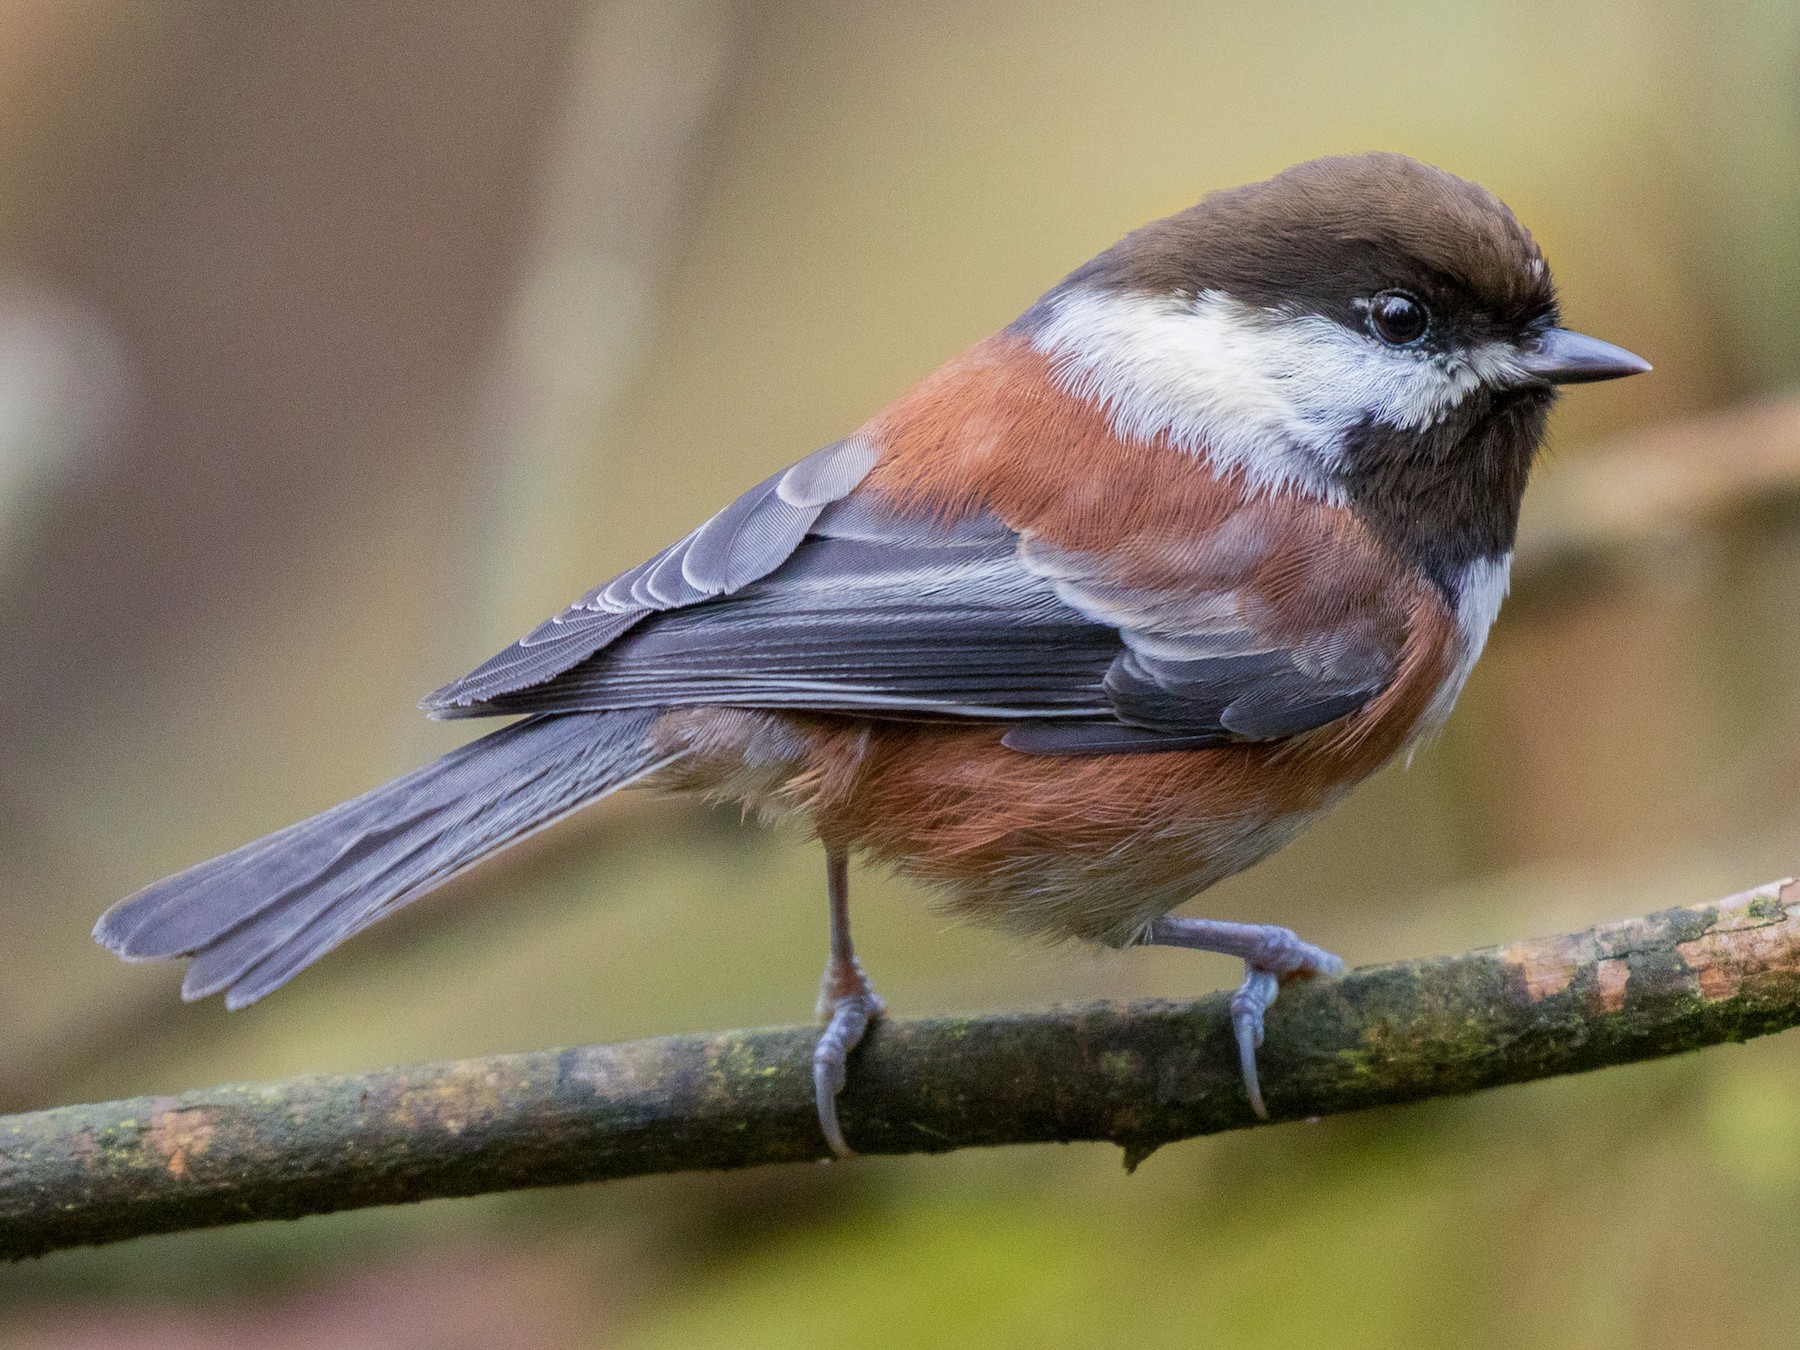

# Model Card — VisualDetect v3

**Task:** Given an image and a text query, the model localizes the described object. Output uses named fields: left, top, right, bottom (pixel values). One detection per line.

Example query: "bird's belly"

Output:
left=915, top=796, right=1335, bottom=946
left=822, top=722, right=1353, bottom=944
left=650, top=708, right=1362, bottom=946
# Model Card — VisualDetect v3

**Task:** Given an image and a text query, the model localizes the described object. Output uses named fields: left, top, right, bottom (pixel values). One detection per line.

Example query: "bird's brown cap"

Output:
left=1051, top=152, right=1557, bottom=338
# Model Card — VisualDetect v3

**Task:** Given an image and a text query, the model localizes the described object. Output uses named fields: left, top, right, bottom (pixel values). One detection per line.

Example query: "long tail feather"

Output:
left=94, top=709, right=677, bottom=1009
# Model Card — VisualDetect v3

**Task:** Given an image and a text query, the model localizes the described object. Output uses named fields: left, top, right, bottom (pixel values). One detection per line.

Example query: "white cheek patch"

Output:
left=1029, top=288, right=1505, bottom=499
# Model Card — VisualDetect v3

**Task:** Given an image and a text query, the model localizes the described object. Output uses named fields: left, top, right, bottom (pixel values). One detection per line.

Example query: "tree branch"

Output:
left=5, top=876, right=1799, bottom=1259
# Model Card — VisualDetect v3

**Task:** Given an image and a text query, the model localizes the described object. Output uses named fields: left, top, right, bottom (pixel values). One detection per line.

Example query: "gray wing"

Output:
left=425, top=436, right=881, bottom=712
left=430, top=461, right=1403, bottom=752
left=452, top=498, right=1124, bottom=723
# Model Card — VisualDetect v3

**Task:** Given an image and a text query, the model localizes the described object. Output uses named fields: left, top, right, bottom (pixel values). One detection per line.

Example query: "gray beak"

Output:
left=1514, top=327, right=1652, bottom=385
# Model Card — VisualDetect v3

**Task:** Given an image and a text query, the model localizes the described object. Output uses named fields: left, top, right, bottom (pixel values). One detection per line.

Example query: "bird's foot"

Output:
left=813, top=958, right=886, bottom=1158
left=1227, top=929, right=1343, bottom=1117
left=1145, top=917, right=1344, bottom=1119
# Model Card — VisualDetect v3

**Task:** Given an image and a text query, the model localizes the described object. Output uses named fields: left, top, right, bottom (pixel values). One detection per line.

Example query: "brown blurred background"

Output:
left=0, top=1, right=1797, bottom=1345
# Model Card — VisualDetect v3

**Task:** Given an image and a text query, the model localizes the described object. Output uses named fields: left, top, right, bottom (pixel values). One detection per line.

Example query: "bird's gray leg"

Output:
left=813, top=846, right=885, bottom=1157
left=1141, top=917, right=1344, bottom=1119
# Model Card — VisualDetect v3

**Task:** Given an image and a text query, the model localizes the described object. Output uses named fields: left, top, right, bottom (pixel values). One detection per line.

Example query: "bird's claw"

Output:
left=1230, top=969, right=1278, bottom=1116
left=813, top=986, right=885, bottom=1158
left=1230, top=929, right=1344, bottom=1119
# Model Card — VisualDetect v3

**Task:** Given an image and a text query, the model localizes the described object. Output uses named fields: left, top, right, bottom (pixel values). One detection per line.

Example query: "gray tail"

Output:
left=94, top=709, right=677, bottom=1010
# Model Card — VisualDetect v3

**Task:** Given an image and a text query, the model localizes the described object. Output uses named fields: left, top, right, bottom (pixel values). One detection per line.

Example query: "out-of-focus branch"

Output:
left=4, top=876, right=1799, bottom=1259
left=1515, top=393, right=1800, bottom=593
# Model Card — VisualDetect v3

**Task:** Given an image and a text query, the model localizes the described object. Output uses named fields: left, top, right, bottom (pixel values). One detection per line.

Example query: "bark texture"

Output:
left=5, top=876, right=1799, bottom=1259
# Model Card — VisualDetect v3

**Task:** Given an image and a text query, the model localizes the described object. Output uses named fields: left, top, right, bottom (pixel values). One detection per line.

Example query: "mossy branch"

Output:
left=5, top=876, right=1800, bottom=1259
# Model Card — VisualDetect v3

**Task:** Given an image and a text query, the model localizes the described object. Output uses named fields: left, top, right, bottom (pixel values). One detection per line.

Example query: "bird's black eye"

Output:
left=1368, top=290, right=1429, bottom=346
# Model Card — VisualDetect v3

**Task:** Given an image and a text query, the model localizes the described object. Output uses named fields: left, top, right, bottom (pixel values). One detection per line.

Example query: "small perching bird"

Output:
left=96, top=153, right=1648, bottom=1154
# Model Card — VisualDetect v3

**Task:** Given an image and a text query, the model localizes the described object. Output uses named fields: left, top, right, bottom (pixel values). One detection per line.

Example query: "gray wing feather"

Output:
left=677, top=475, right=810, bottom=593
left=425, top=437, right=879, bottom=712
left=470, top=520, right=1122, bottom=720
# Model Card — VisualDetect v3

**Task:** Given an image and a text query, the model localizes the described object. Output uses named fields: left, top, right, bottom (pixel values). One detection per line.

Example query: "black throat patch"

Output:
left=1336, top=387, right=1553, bottom=597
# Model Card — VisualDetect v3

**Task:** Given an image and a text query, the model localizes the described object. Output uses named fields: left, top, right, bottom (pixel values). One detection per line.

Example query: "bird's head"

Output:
left=1018, top=152, right=1649, bottom=582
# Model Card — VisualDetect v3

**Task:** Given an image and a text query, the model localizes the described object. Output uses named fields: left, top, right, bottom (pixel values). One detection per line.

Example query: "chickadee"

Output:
left=97, top=153, right=1649, bottom=1154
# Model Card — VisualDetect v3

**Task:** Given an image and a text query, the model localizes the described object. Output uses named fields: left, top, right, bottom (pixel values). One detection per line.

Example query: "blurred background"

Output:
left=0, top=0, right=1796, bottom=1345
